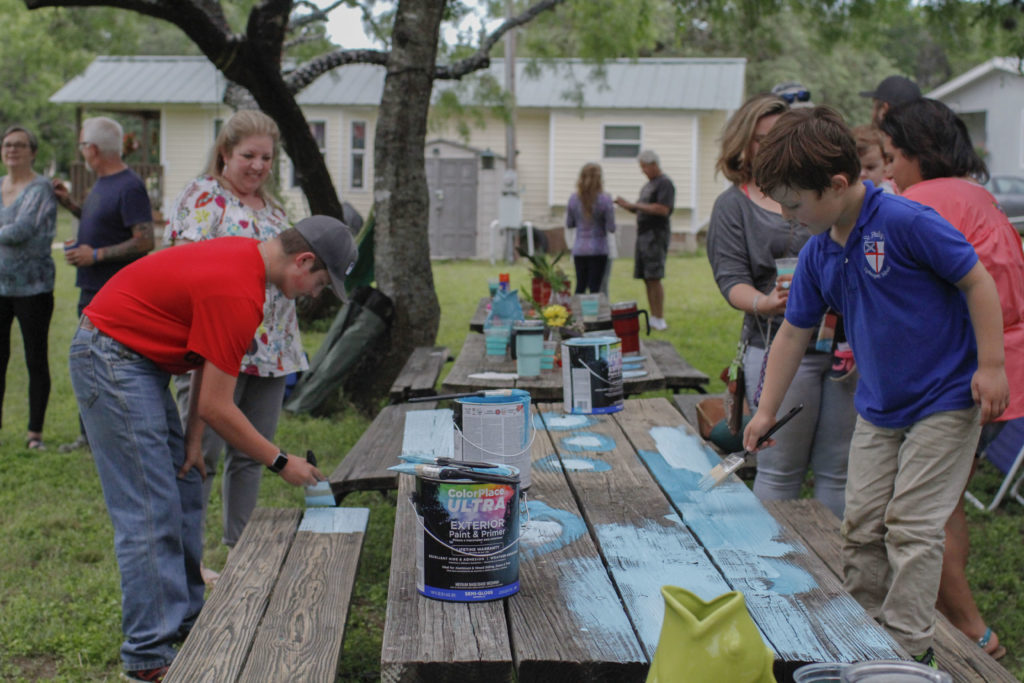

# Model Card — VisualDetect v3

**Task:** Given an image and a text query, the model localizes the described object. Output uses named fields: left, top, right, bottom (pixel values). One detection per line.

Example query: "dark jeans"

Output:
left=574, top=255, right=608, bottom=294
left=0, top=291, right=54, bottom=433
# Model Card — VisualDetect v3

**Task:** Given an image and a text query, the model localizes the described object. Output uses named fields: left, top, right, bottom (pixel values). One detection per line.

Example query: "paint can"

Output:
left=561, top=336, right=624, bottom=414
left=453, top=389, right=533, bottom=489
left=414, top=471, right=521, bottom=601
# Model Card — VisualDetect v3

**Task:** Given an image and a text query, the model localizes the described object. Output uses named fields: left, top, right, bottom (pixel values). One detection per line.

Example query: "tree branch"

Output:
left=247, top=0, right=293, bottom=62
left=285, top=48, right=390, bottom=93
left=437, top=0, right=569, bottom=79
left=289, top=0, right=346, bottom=30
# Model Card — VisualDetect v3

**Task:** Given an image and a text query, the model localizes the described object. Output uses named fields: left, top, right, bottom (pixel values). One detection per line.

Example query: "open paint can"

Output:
left=413, top=470, right=521, bottom=602
left=561, top=336, right=624, bottom=414
left=453, top=389, right=533, bottom=489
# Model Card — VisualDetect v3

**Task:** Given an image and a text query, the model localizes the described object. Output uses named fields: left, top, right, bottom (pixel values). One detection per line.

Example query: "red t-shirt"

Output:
left=85, top=237, right=266, bottom=376
left=903, top=177, right=1024, bottom=421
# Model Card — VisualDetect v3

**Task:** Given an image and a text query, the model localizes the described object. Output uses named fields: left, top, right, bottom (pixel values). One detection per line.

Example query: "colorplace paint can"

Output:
left=561, top=336, right=624, bottom=414
left=453, top=389, right=533, bottom=489
left=414, top=471, right=521, bottom=602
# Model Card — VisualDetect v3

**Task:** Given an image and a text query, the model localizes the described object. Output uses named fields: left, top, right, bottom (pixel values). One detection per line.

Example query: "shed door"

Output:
left=426, top=158, right=478, bottom=258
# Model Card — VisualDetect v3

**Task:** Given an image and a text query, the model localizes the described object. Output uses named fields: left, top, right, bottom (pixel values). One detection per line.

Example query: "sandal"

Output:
left=26, top=437, right=46, bottom=451
left=978, top=627, right=1007, bottom=660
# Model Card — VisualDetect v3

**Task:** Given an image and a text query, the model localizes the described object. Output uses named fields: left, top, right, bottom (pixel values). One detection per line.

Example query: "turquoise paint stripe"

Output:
left=520, top=500, right=588, bottom=561
left=403, top=409, right=453, bottom=459
left=560, top=432, right=617, bottom=452
left=299, top=507, right=369, bottom=534
left=561, top=557, right=648, bottom=645
left=535, top=454, right=612, bottom=473
left=537, top=412, right=596, bottom=431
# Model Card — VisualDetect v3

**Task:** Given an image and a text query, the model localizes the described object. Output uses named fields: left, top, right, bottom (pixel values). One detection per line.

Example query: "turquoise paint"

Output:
left=560, top=432, right=616, bottom=452
left=537, top=412, right=596, bottom=431
left=640, top=426, right=903, bottom=661
left=403, top=409, right=454, bottom=459
left=520, top=500, right=587, bottom=561
left=594, top=517, right=735, bottom=653
left=562, top=557, right=647, bottom=647
left=299, top=507, right=369, bottom=534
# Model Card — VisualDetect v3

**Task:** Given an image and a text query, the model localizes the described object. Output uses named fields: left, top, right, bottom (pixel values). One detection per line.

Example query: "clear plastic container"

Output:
left=840, top=660, right=952, bottom=683
left=793, top=662, right=849, bottom=682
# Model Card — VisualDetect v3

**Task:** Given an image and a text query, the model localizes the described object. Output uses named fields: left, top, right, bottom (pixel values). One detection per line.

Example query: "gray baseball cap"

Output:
left=294, top=215, right=358, bottom=300
left=859, top=76, right=921, bottom=106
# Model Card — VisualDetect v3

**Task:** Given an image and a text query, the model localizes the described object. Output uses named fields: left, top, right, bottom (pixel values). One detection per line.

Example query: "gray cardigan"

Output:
left=706, top=184, right=811, bottom=348
left=0, top=175, right=57, bottom=297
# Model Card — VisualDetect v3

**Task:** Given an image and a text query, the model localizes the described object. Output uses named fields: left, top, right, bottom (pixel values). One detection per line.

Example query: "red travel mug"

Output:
left=611, top=300, right=650, bottom=355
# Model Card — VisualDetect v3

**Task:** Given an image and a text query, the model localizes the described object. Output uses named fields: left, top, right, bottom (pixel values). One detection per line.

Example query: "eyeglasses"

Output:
left=78, top=141, right=93, bottom=150
left=1, top=142, right=29, bottom=150
left=779, top=90, right=811, bottom=104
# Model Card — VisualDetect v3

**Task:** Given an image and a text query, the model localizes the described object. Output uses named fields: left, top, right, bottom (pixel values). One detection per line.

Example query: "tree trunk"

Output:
left=355, top=0, right=445, bottom=403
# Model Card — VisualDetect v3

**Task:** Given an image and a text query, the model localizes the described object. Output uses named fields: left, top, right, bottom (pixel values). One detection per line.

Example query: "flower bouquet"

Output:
left=540, top=303, right=584, bottom=341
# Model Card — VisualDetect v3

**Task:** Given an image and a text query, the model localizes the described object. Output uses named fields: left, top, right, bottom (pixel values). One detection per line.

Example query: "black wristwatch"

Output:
left=267, top=451, right=288, bottom=473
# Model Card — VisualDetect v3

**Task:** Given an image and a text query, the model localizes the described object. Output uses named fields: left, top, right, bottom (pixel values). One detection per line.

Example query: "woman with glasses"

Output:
left=164, top=110, right=304, bottom=584
left=706, top=93, right=857, bottom=519
left=0, top=125, right=57, bottom=451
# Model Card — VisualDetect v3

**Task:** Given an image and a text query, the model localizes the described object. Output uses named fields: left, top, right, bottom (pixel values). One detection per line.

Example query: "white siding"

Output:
left=161, top=106, right=231, bottom=218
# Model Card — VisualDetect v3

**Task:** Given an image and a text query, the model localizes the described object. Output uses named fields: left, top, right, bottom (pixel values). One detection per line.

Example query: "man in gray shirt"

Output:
left=615, top=150, right=675, bottom=330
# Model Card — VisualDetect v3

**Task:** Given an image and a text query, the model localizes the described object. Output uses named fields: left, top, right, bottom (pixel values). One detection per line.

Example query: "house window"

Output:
left=351, top=121, right=366, bottom=189
left=603, top=125, right=641, bottom=159
left=292, top=121, right=327, bottom=187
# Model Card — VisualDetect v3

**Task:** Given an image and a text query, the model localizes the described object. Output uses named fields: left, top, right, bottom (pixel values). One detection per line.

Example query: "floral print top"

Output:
left=0, top=174, right=57, bottom=296
left=166, top=175, right=308, bottom=376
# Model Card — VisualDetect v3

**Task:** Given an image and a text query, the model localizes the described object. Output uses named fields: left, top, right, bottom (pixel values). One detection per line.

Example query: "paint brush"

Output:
left=304, top=451, right=336, bottom=507
left=407, top=389, right=519, bottom=403
left=389, top=463, right=519, bottom=485
left=399, top=453, right=509, bottom=471
left=698, top=404, right=804, bottom=492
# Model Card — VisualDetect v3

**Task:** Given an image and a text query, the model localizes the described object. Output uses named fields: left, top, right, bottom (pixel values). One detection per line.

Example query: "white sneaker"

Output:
left=650, top=316, right=668, bottom=331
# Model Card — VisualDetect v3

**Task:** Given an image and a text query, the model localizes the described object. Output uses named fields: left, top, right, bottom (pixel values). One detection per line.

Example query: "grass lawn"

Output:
left=1, top=243, right=1022, bottom=681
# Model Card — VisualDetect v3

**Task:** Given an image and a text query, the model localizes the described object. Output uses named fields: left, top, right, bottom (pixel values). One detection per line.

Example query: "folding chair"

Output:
left=966, top=417, right=1024, bottom=511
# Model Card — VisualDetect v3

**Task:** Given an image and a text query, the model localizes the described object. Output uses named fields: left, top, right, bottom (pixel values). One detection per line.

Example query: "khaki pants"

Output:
left=841, top=406, right=980, bottom=655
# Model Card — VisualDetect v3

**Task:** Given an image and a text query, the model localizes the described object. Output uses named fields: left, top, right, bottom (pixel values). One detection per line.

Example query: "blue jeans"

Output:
left=69, top=325, right=204, bottom=670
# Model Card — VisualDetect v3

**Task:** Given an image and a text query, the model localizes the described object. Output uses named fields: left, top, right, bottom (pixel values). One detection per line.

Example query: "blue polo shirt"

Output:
left=786, top=182, right=979, bottom=428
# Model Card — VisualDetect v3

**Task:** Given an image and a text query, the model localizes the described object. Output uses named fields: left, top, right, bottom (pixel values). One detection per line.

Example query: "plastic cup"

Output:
left=541, top=341, right=557, bottom=371
left=579, top=294, right=601, bottom=322
left=793, top=662, right=849, bottom=683
left=488, top=278, right=500, bottom=297
left=512, top=321, right=544, bottom=377
left=484, top=324, right=511, bottom=361
left=63, top=238, right=77, bottom=251
left=776, top=257, right=799, bottom=290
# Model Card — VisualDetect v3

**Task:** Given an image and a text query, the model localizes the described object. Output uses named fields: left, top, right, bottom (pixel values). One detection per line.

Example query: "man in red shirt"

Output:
left=69, top=215, right=357, bottom=682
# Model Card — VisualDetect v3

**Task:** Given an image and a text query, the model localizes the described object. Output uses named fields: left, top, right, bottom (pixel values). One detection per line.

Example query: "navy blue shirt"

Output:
left=76, top=168, right=151, bottom=292
left=786, top=182, right=979, bottom=428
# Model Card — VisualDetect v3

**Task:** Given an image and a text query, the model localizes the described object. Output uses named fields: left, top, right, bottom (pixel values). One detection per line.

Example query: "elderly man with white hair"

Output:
left=53, top=116, right=155, bottom=452
left=615, top=149, right=675, bottom=330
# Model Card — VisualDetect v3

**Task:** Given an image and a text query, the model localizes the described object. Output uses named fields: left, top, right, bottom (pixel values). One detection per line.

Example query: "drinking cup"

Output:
left=611, top=300, right=649, bottom=355
left=775, top=257, right=799, bottom=290
left=488, top=278, right=500, bottom=297
left=579, top=294, right=601, bottom=322
left=484, top=324, right=511, bottom=361
left=511, top=321, right=544, bottom=377
left=541, top=341, right=558, bottom=371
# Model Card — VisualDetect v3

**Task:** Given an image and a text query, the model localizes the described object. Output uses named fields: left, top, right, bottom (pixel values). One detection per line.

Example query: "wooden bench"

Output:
left=165, top=507, right=368, bottom=683
left=766, top=499, right=1017, bottom=682
left=388, top=345, right=450, bottom=403
left=645, top=339, right=710, bottom=393
left=329, top=401, right=440, bottom=503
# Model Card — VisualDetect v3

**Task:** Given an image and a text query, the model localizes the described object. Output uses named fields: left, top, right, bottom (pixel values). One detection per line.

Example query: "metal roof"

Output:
left=927, top=57, right=1024, bottom=100
left=52, top=55, right=746, bottom=111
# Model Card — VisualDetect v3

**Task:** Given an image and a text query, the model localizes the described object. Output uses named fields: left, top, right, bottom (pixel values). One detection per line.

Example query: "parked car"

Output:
left=984, top=175, right=1024, bottom=233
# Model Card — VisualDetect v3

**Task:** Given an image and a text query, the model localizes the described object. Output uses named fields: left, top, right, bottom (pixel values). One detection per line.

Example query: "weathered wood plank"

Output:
left=533, top=403, right=737, bottom=661
left=329, top=402, right=439, bottom=502
left=645, top=339, right=710, bottom=393
left=509, top=405, right=648, bottom=681
left=389, top=345, right=449, bottom=403
left=165, top=508, right=302, bottom=683
left=380, top=476, right=514, bottom=683
left=622, top=398, right=905, bottom=668
left=238, top=508, right=369, bottom=683
left=766, top=499, right=1018, bottom=683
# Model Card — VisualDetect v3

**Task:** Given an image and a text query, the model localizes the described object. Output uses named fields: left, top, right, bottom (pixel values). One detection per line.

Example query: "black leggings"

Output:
left=574, top=255, right=608, bottom=294
left=0, top=291, right=54, bottom=433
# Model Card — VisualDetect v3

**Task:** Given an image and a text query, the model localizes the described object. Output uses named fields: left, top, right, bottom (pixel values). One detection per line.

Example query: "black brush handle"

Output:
left=755, top=404, right=803, bottom=449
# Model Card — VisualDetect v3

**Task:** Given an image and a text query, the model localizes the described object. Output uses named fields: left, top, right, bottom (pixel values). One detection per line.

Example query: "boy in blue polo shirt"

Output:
left=743, top=107, right=1008, bottom=665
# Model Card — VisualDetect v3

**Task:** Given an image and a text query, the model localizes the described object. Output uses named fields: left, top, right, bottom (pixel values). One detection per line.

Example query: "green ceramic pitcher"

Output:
left=646, top=586, right=776, bottom=683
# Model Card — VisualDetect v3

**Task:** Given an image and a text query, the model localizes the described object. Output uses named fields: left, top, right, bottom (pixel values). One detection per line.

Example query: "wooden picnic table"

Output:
left=469, top=295, right=613, bottom=333
left=381, top=397, right=913, bottom=682
left=441, top=333, right=708, bottom=401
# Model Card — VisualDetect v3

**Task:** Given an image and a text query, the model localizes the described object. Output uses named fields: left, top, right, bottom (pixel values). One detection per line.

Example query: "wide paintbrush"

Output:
left=697, top=404, right=803, bottom=492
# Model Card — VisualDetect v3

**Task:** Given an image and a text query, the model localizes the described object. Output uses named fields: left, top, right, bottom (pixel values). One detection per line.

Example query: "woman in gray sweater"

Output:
left=705, top=94, right=856, bottom=518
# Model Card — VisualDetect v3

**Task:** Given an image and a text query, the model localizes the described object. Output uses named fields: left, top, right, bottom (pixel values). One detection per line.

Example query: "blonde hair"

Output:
left=576, top=163, right=603, bottom=221
left=852, top=124, right=884, bottom=159
left=206, top=110, right=280, bottom=201
left=716, top=93, right=789, bottom=185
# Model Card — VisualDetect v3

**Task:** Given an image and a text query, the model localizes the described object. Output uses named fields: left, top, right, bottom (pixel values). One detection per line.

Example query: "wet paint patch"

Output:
left=560, top=431, right=616, bottom=452
left=520, top=500, right=587, bottom=561
left=537, top=412, right=596, bottom=431
left=534, top=454, right=612, bottom=473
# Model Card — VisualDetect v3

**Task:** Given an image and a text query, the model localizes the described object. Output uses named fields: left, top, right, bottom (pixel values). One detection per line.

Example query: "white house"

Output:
left=52, top=56, right=746, bottom=258
left=928, top=57, right=1024, bottom=178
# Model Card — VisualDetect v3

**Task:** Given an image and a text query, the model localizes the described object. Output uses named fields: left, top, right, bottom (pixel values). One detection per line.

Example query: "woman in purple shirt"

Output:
left=566, top=163, right=616, bottom=293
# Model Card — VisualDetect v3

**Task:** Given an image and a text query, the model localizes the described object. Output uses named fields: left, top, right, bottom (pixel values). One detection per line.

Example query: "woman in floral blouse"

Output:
left=0, top=125, right=57, bottom=451
left=166, top=110, right=304, bottom=581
